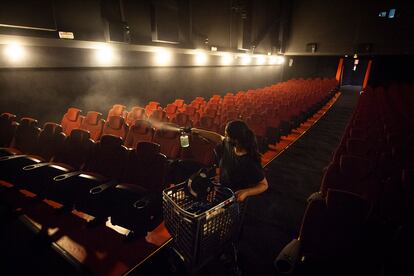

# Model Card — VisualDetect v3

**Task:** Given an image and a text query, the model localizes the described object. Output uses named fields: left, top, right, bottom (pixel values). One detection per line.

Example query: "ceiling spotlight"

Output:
left=4, top=43, right=25, bottom=62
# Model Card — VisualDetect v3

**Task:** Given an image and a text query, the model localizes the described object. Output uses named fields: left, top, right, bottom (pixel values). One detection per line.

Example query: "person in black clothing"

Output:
left=191, top=120, right=268, bottom=202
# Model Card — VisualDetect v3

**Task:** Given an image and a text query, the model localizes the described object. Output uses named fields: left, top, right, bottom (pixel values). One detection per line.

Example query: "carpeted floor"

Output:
left=236, top=86, right=360, bottom=276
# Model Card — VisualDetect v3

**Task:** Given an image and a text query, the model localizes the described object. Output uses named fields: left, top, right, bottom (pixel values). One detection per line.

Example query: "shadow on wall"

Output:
left=0, top=66, right=282, bottom=124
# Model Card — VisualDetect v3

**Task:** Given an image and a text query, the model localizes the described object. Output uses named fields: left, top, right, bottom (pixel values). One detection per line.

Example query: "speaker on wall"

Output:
left=306, top=43, right=317, bottom=53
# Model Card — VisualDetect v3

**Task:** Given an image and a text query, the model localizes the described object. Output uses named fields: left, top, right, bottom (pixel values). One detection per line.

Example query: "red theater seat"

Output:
left=0, top=113, right=18, bottom=147
left=80, top=111, right=105, bottom=141
left=0, top=122, right=65, bottom=185
left=61, top=107, right=82, bottom=136
left=1, top=117, right=40, bottom=156
left=103, top=116, right=128, bottom=141
left=172, top=113, right=192, bottom=128
left=107, top=104, right=126, bottom=121
left=16, top=129, right=94, bottom=195
left=145, top=101, right=161, bottom=117
left=126, top=106, right=147, bottom=126
left=125, top=120, right=154, bottom=148
left=187, top=134, right=216, bottom=166
left=320, top=155, right=379, bottom=202
left=293, top=189, right=372, bottom=274
left=149, top=109, right=169, bottom=123
left=123, top=141, right=168, bottom=192
left=164, top=104, right=178, bottom=121
left=35, top=123, right=66, bottom=161
left=196, top=116, right=219, bottom=132
left=153, top=123, right=180, bottom=159
left=173, top=99, right=185, bottom=108
left=48, top=135, right=129, bottom=215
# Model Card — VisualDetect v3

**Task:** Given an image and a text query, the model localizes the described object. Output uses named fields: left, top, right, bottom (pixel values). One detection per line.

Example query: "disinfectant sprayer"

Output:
left=179, top=127, right=191, bottom=148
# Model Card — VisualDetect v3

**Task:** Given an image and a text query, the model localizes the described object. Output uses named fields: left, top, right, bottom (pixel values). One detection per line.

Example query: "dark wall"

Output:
left=287, top=0, right=414, bottom=55
left=0, top=65, right=282, bottom=124
left=0, top=0, right=284, bottom=54
left=369, top=55, right=414, bottom=86
left=0, top=0, right=286, bottom=125
left=283, top=56, right=339, bottom=80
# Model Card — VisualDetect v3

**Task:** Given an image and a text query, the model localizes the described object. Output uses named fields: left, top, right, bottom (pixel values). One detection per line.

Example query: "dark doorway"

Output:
left=341, top=57, right=369, bottom=86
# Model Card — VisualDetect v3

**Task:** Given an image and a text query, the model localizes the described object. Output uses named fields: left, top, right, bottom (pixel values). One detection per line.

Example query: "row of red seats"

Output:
left=60, top=108, right=216, bottom=163
left=0, top=116, right=169, bottom=234
left=275, top=83, right=414, bottom=275
left=59, top=78, right=338, bottom=155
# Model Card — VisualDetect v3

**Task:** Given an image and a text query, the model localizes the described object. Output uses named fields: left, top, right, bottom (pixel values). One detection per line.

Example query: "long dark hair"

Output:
left=225, top=120, right=261, bottom=163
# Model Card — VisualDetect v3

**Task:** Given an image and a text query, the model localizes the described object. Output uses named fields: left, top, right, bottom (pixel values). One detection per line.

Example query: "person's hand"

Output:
left=235, top=189, right=249, bottom=202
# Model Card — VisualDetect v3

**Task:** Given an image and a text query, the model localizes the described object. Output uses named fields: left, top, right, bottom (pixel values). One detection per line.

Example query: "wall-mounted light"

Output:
left=220, top=53, right=233, bottom=65
left=269, top=55, right=285, bottom=65
left=194, top=52, right=208, bottom=65
left=268, top=56, right=277, bottom=65
left=240, top=54, right=251, bottom=65
left=95, top=45, right=115, bottom=65
left=276, top=55, right=286, bottom=64
left=256, top=55, right=266, bottom=65
left=154, top=49, right=172, bottom=66
left=4, top=43, right=25, bottom=62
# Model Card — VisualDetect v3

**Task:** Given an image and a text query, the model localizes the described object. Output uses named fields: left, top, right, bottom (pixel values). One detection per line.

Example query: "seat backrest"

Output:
left=124, top=120, right=154, bottom=148
left=153, top=123, right=180, bottom=159
left=173, top=99, right=185, bottom=108
left=80, top=111, right=105, bottom=141
left=300, top=189, right=370, bottom=259
left=123, top=141, right=168, bottom=192
left=326, top=189, right=370, bottom=222
left=103, top=116, right=128, bottom=141
left=61, top=107, right=82, bottom=136
left=145, top=102, right=161, bottom=117
left=340, top=155, right=372, bottom=181
left=107, top=104, right=126, bottom=120
left=346, top=138, right=370, bottom=158
left=35, top=122, right=66, bottom=161
left=198, top=116, right=218, bottom=132
left=125, top=106, right=147, bottom=126
left=0, top=112, right=17, bottom=147
left=149, top=109, right=168, bottom=123
left=164, top=104, right=178, bottom=119
left=53, top=128, right=94, bottom=170
left=188, top=134, right=216, bottom=166
left=84, top=134, right=129, bottom=179
left=13, top=117, right=41, bottom=154
left=173, top=113, right=192, bottom=128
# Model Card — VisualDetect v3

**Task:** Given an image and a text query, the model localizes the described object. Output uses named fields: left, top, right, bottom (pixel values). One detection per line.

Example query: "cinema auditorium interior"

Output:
left=0, top=0, right=413, bottom=275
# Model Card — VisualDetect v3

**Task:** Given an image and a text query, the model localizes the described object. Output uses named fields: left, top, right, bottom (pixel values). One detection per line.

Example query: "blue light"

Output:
left=388, top=9, right=396, bottom=18
left=378, top=11, right=387, bottom=17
